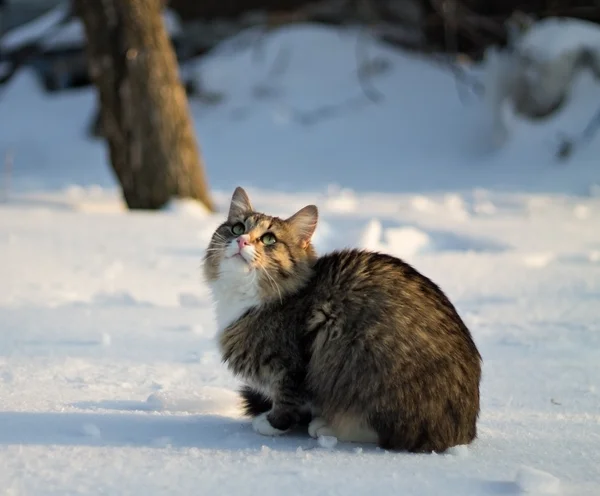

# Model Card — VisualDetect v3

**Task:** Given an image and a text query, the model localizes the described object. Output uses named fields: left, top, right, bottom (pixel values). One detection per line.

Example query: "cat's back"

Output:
left=304, top=248, right=479, bottom=357
left=309, top=248, right=446, bottom=307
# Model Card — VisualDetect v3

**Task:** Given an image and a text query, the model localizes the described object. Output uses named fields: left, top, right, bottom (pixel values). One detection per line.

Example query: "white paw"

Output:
left=308, top=417, right=335, bottom=438
left=252, top=412, right=286, bottom=436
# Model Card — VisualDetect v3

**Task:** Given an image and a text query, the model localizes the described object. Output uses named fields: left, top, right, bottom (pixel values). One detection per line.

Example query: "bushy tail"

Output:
left=239, top=386, right=312, bottom=425
left=239, top=385, right=272, bottom=417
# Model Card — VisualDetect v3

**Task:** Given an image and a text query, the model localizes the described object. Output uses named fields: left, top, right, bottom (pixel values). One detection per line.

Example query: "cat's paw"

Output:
left=252, top=411, right=287, bottom=436
left=308, top=417, right=335, bottom=438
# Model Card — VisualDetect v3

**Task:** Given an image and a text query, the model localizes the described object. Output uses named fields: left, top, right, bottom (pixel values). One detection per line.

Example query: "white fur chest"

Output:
left=208, top=266, right=261, bottom=335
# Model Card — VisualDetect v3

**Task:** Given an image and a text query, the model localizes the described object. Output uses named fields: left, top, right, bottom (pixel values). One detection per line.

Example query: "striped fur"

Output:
left=204, top=187, right=482, bottom=453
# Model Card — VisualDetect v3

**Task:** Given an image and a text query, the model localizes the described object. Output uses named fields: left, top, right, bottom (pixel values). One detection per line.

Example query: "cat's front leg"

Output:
left=251, top=370, right=307, bottom=436
left=251, top=409, right=290, bottom=436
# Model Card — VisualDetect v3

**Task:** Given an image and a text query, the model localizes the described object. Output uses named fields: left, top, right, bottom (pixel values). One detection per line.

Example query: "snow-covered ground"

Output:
left=1, top=24, right=599, bottom=495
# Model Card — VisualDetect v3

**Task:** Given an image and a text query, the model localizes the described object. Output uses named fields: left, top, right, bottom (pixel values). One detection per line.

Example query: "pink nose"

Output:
left=237, top=237, right=251, bottom=250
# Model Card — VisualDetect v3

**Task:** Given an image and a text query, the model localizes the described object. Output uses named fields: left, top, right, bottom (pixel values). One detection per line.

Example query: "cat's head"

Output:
left=203, top=186, right=318, bottom=303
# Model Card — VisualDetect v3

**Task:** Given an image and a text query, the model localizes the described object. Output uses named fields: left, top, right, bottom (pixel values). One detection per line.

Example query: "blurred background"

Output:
left=1, top=0, right=600, bottom=210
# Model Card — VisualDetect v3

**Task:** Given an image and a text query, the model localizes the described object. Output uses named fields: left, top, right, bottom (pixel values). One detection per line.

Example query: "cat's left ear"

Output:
left=286, top=205, right=318, bottom=249
left=228, top=186, right=253, bottom=220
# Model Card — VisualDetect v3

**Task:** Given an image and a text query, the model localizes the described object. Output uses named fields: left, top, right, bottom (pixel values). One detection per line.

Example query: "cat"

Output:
left=203, top=186, right=482, bottom=453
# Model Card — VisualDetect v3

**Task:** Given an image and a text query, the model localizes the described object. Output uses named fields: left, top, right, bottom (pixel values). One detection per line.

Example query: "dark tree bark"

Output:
left=74, top=0, right=215, bottom=210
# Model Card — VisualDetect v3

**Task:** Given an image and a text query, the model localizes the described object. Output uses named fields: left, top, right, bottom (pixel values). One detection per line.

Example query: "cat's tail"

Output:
left=239, top=385, right=272, bottom=417
left=238, top=386, right=313, bottom=426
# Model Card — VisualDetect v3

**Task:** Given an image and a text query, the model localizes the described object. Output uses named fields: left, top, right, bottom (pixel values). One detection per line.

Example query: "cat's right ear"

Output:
left=228, top=186, right=253, bottom=220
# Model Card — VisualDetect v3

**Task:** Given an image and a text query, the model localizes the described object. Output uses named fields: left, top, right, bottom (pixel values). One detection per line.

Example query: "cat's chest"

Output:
left=218, top=318, right=281, bottom=401
left=219, top=318, right=263, bottom=379
left=211, top=282, right=260, bottom=331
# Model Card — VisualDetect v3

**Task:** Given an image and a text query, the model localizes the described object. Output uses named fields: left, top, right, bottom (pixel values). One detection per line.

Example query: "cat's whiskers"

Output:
left=213, top=232, right=229, bottom=242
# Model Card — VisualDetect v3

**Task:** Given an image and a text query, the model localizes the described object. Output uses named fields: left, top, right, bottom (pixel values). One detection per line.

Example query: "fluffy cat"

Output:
left=203, top=187, right=482, bottom=453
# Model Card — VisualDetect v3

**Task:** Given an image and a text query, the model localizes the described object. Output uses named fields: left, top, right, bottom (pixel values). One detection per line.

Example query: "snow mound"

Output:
left=146, top=387, right=241, bottom=416
left=517, top=17, right=600, bottom=60
left=385, top=226, right=431, bottom=258
left=359, top=219, right=383, bottom=251
left=164, top=198, right=211, bottom=218
left=323, top=189, right=358, bottom=213
left=446, top=445, right=469, bottom=458
left=515, top=466, right=561, bottom=494
left=356, top=221, right=432, bottom=258
left=80, top=423, right=102, bottom=439
left=317, top=435, right=338, bottom=450
left=522, top=252, right=556, bottom=268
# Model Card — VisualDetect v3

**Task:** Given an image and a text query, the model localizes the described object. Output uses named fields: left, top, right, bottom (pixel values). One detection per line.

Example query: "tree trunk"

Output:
left=74, top=0, right=215, bottom=211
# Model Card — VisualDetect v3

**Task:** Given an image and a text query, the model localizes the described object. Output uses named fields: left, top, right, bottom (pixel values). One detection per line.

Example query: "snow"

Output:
left=516, top=17, right=600, bottom=60
left=317, top=435, right=339, bottom=450
left=483, top=16, right=600, bottom=144
left=516, top=466, right=561, bottom=494
left=446, top=445, right=469, bottom=458
left=1, top=22, right=600, bottom=496
left=1, top=4, right=183, bottom=53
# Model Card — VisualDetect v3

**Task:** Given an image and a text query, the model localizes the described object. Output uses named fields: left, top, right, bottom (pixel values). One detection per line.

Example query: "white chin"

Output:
left=224, top=247, right=254, bottom=265
left=222, top=254, right=253, bottom=273
left=240, top=253, right=255, bottom=265
left=236, top=257, right=252, bottom=268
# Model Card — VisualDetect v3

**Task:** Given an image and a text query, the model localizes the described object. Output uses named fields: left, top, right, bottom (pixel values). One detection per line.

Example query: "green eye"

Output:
left=231, top=222, right=245, bottom=236
left=261, top=233, right=277, bottom=246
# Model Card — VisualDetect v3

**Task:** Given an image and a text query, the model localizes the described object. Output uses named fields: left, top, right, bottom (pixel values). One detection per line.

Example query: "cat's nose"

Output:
left=237, top=236, right=251, bottom=250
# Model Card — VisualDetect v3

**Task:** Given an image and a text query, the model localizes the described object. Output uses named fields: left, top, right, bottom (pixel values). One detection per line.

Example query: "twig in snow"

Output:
left=2, top=149, right=13, bottom=203
left=440, top=0, right=469, bottom=103
left=429, top=0, right=485, bottom=104
left=289, top=93, right=373, bottom=126
left=251, top=26, right=292, bottom=80
left=353, top=0, right=386, bottom=103
left=267, top=43, right=292, bottom=79
left=355, top=27, right=384, bottom=103
left=556, top=103, right=600, bottom=161
left=431, top=52, right=484, bottom=102
left=247, top=27, right=292, bottom=100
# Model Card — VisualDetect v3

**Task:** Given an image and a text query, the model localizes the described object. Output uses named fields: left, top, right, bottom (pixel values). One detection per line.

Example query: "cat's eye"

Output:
left=231, top=222, right=245, bottom=236
left=261, top=233, right=277, bottom=246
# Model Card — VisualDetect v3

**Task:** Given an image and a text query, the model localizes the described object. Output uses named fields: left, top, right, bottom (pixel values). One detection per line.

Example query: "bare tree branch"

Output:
left=0, top=3, right=74, bottom=88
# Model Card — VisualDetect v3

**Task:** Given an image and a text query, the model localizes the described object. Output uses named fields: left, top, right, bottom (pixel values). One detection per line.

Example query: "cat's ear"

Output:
left=286, top=205, right=318, bottom=248
left=228, top=187, right=253, bottom=220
